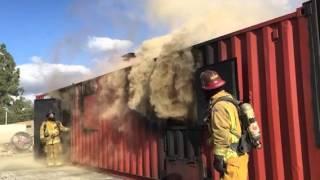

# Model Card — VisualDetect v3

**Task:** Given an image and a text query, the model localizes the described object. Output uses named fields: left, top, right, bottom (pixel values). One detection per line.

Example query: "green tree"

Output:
left=0, top=97, right=34, bottom=124
left=9, top=97, right=34, bottom=122
left=0, top=43, right=32, bottom=124
left=0, top=43, right=22, bottom=106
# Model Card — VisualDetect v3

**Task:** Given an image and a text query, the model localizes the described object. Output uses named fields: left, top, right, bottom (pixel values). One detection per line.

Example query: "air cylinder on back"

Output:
left=240, top=103, right=262, bottom=148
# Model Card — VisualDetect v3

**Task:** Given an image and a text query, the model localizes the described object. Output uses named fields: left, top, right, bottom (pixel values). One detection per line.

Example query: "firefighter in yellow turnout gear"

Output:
left=210, top=90, right=249, bottom=180
left=40, top=112, right=70, bottom=167
left=200, top=70, right=249, bottom=180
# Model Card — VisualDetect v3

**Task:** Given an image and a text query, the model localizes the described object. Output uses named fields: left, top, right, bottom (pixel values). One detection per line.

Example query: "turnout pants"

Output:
left=45, top=143, right=63, bottom=166
left=221, top=154, right=249, bottom=180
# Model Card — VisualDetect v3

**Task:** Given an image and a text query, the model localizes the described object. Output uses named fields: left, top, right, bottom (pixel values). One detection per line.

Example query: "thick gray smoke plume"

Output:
left=149, top=50, right=195, bottom=120
left=127, top=0, right=301, bottom=121
left=128, top=31, right=197, bottom=120
left=128, top=36, right=170, bottom=115
left=98, top=69, right=129, bottom=120
left=49, top=89, right=75, bottom=118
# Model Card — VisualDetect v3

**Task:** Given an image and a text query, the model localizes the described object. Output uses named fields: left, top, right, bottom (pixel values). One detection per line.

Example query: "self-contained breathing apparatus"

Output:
left=205, top=96, right=262, bottom=155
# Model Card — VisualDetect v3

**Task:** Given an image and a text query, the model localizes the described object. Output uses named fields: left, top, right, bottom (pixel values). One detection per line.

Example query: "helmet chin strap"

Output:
left=204, top=87, right=224, bottom=99
left=48, top=117, right=55, bottom=121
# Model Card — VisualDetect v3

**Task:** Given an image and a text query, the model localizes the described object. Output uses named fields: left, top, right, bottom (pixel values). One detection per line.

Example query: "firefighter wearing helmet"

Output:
left=40, top=112, right=70, bottom=167
left=200, top=70, right=249, bottom=180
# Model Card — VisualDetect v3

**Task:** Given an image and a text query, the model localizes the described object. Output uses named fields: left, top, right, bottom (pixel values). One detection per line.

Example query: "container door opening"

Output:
left=194, top=58, right=239, bottom=178
left=34, top=98, right=62, bottom=159
left=304, top=0, right=320, bottom=147
left=195, top=58, right=239, bottom=124
left=164, top=126, right=202, bottom=180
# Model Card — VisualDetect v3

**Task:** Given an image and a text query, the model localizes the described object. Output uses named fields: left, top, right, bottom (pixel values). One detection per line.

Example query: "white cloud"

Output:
left=18, top=56, right=92, bottom=101
left=22, top=94, right=36, bottom=102
left=271, top=0, right=289, bottom=6
left=30, top=56, right=42, bottom=63
left=87, top=36, right=133, bottom=52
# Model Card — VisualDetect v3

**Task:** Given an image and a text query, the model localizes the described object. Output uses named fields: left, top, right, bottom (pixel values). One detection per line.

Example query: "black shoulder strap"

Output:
left=211, top=96, right=240, bottom=110
left=205, top=96, right=239, bottom=122
left=212, top=96, right=246, bottom=135
left=206, top=96, right=242, bottom=130
left=55, top=121, right=61, bottom=131
left=43, top=121, right=47, bottom=134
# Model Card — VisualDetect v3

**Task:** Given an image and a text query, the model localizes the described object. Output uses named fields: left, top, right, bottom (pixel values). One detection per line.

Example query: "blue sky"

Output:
left=1, top=0, right=74, bottom=65
left=0, top=0, right=167, bottom=66
left=0, top=0, right=303, bottom=99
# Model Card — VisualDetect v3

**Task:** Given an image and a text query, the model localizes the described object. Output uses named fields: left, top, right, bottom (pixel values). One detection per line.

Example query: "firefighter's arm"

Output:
left=57, top=121, right=70, bottom=132
left=51, top=127, right=60, bottom=137
left=40, top=122, right=47, bottom=143
left=40, top=122, right=45, bottom=139
left=211, top=103, right=234, bottom=156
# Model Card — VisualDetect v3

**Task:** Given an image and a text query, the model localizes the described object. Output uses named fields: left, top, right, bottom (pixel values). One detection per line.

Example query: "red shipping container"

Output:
left=34, top=1, right=320, bottom=179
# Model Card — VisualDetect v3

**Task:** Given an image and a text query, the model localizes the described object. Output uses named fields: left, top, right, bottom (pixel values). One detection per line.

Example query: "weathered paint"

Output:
left=70, top=83, right=161, bottom=179
left=194, top=7, right=320, bottom=180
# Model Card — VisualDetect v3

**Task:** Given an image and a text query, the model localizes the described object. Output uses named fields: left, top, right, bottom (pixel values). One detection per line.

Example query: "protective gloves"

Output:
left=213, top=155, right=226, bottom=174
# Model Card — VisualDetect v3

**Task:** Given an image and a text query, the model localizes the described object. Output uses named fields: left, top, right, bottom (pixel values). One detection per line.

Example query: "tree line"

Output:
left=0, top=43, right=33, bottom=124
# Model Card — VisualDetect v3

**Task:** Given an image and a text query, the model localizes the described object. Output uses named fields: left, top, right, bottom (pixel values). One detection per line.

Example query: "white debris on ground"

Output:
left=0, top=153, right=123, bottom=180
left=0, top=143, right=16, bottom=157
left=0, top=167, right=122, bottom=180
left=0, top=123, right=121, bottom=179
left=0, top=142, right=32, bottom=157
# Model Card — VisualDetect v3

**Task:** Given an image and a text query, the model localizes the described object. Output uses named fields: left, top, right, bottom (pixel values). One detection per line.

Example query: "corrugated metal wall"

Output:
left=193, top=8, right=320, bottom=180
left=70, top=83, right=161, bottom=179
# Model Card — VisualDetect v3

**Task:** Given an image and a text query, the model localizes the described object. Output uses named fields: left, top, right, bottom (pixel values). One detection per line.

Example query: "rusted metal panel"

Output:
left=261, top=26, right=285, bottom=180
left=144, top=131, right=151, bottom=177
left=151, top=135, right=159, bottom=178
left=35, top=94, right=47, bottom=100
left=193, top=6, right=320, bottom=180
left=245, top=31, right=267, bottom=180
left=70, top=87, right=162, bottom=179
left=231, top=36, right=244, bottom=101
left=137, top=131, right=143, bottom=177
left=280, top=20, right=304, bottom=180
left=304, top=0, right=320, bottom=149
left=218, top=41, right=228, bottom=60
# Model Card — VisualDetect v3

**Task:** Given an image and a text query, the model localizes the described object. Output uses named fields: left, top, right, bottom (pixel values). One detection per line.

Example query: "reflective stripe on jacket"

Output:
left=210, top=90, right=242, bottom=160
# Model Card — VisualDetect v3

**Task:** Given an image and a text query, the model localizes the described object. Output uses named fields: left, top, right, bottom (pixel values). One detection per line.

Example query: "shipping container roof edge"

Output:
left=192, top=9, right=300, bottom=48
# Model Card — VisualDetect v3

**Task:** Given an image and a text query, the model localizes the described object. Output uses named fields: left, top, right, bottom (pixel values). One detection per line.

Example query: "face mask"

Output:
left=48, top=114, right=54, bottom=119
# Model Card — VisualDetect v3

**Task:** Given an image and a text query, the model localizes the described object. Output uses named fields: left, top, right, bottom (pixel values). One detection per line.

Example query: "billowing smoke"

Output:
left=149, top=50, right=195, bottom=120
left=128, top=44, right=196, bottom=120
left=49, top=89, right=75, bottom=116
left=128, top=36, right=171, bottom=115
left=97, top=69, right=129, bottom=120
left=127, top=0, right=300, bottom=120
left=127, top=33, right=197, bottom=120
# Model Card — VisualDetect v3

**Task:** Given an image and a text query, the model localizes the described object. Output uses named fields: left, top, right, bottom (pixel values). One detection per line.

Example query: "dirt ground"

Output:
left=0, top=153, right=123, bottom=180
